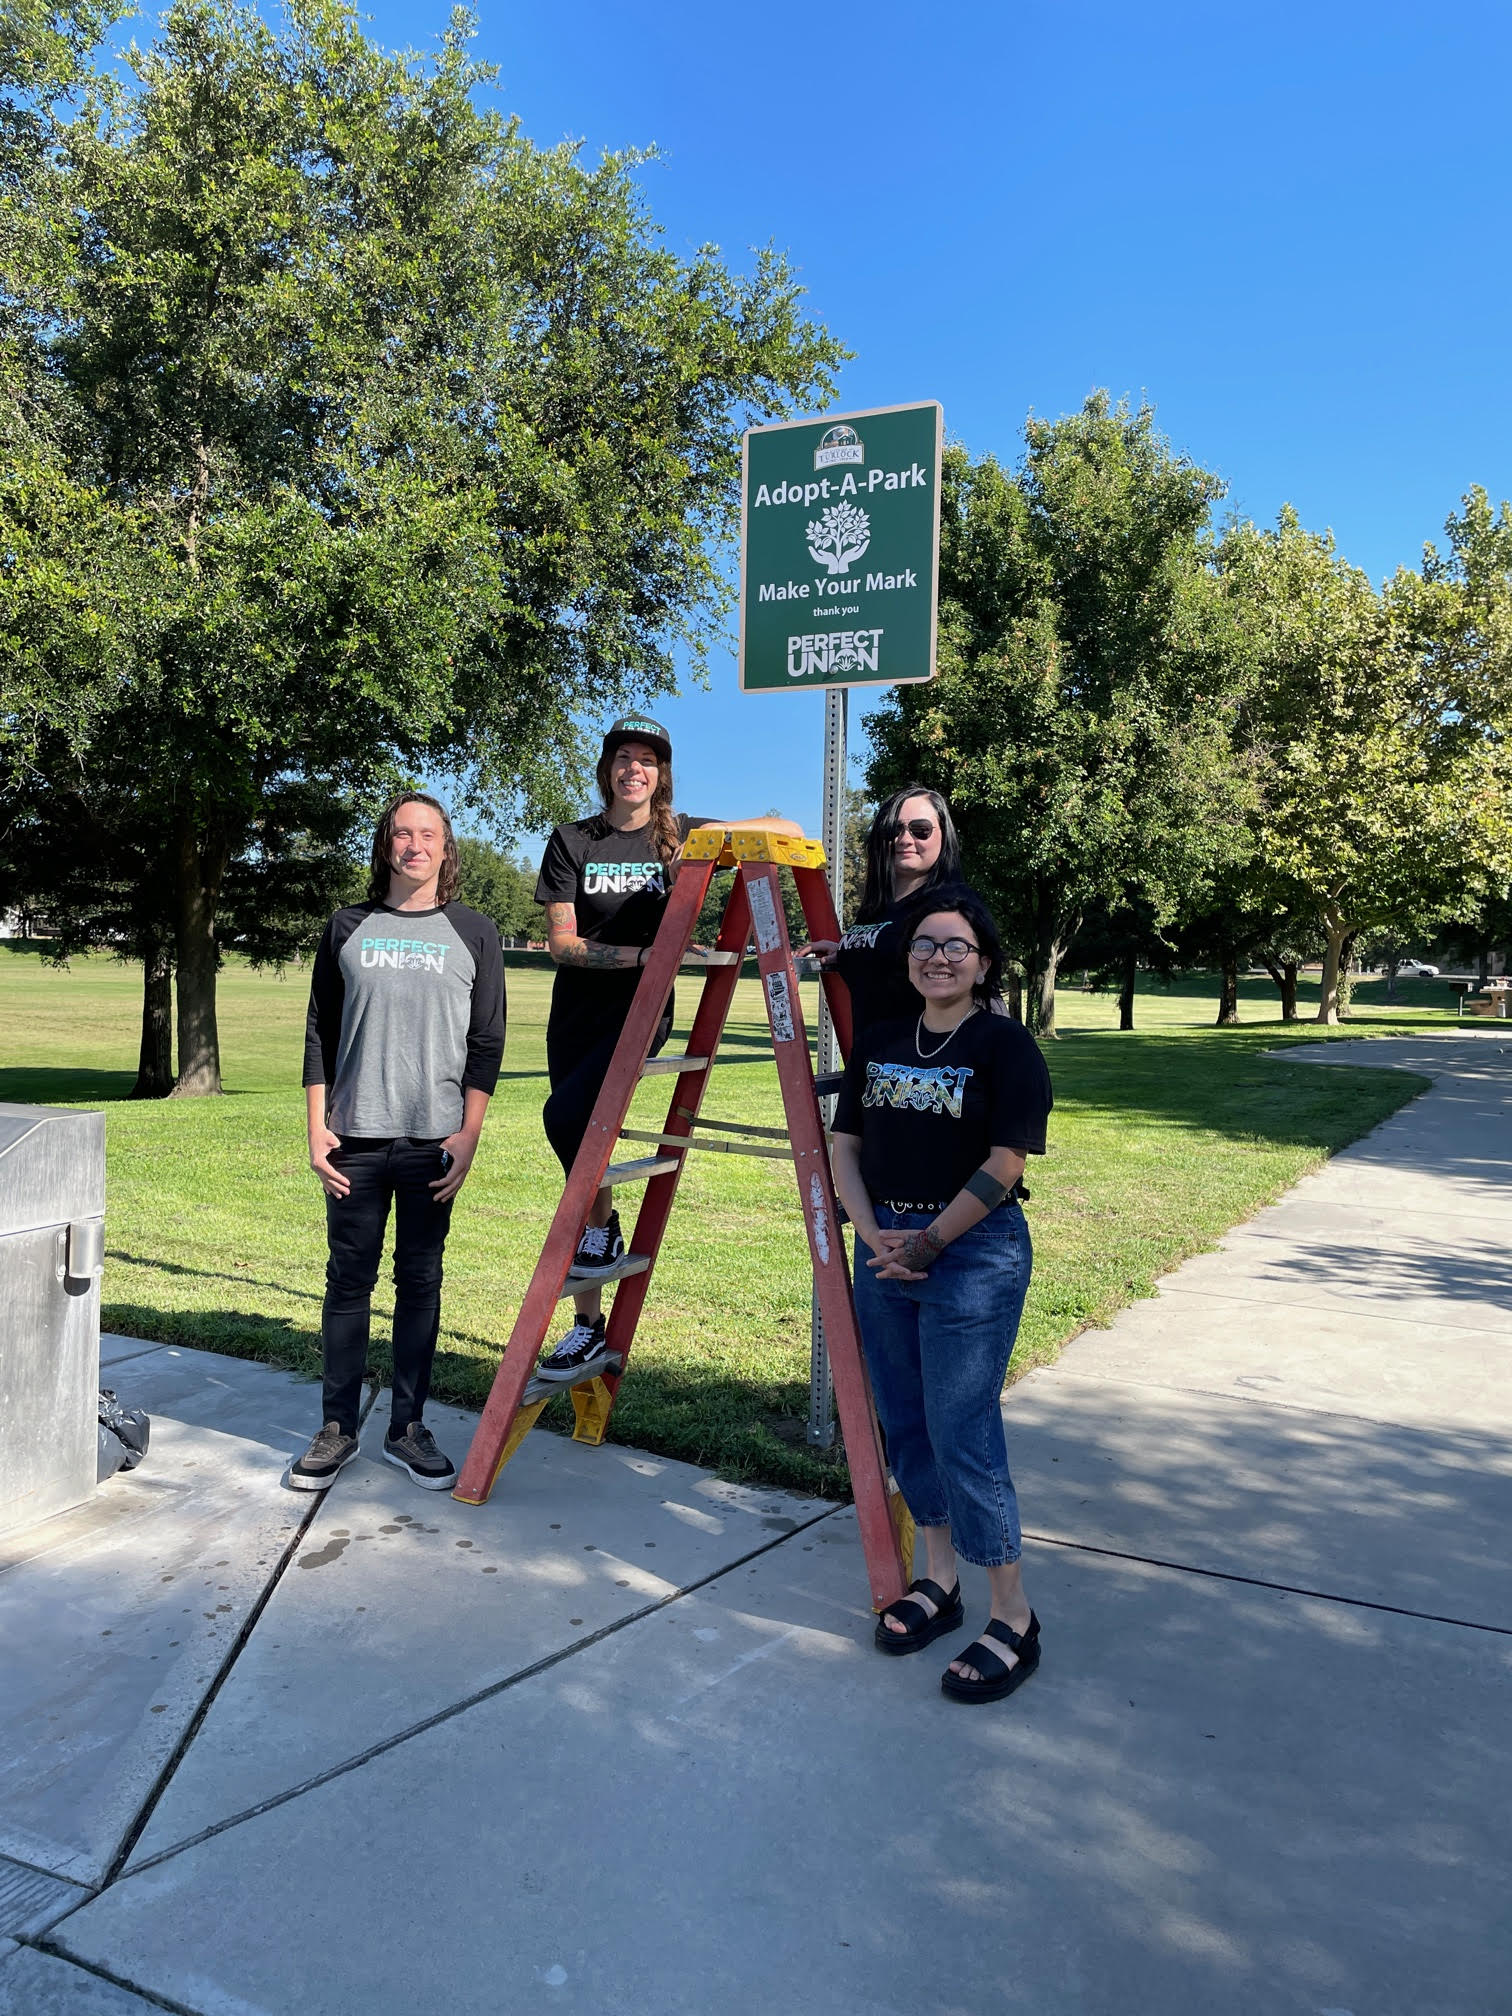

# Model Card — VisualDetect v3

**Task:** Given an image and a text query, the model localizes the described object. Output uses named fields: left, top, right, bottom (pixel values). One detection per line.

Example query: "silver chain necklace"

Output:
left=915, top=1004, right=979, bottom=1060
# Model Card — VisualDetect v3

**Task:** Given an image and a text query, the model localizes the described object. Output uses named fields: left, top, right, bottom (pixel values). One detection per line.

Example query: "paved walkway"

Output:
left=1, top=1036, right=1508, bottom=2013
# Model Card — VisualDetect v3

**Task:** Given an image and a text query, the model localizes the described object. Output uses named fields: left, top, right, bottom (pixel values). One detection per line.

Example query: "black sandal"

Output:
left=940, top=1612, right=1041, bottom=1702
left=873, top=1577, right=964, bottom=1655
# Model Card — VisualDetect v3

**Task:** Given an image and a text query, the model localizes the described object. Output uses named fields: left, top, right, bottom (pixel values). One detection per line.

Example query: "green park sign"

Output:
left=739, top=401, right=942, bottom=693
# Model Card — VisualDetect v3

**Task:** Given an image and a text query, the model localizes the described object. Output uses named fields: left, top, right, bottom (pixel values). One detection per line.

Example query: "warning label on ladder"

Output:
left=747, top=874, right=782, bottom=953
left=765, top=968, right=795, bottom=1042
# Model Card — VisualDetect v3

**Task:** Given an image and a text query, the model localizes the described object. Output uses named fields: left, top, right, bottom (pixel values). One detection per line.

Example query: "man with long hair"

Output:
left=291, top=793, right=505, bottom=1492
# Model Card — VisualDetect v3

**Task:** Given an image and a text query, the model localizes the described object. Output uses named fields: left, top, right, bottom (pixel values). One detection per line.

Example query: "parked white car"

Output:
left=1398, top=959, right=1440, bottom=977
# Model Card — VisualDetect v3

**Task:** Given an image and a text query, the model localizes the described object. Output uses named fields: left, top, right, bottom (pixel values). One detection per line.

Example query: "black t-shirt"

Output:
left=535, top=812, right=711, bottom=1037
left=833, top=1008, right=1052, bottom=1205
left=832, top=898, right=918, bottom=1040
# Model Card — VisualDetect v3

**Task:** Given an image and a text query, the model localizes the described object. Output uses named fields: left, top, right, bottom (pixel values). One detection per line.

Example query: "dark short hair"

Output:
left=857, top=784, right=963, bottom=922
left=897, top=882, right=1004, bottom=1008
left=367, top=792, right=459, bottom=905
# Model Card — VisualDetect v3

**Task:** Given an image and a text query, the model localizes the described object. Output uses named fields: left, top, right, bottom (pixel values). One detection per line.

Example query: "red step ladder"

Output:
left=452, top=826, right=909, bottom=1612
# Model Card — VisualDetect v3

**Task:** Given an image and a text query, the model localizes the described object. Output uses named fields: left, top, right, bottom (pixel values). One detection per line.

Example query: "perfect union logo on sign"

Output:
left=739, top=401, right=942, bottom=694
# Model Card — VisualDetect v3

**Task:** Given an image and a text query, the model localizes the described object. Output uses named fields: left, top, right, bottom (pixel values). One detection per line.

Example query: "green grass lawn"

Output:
left=0, top=945, right=1446, bottom=1493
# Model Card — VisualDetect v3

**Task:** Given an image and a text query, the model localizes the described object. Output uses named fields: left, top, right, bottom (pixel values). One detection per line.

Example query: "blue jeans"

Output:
left=852, top=1205, right=1031, bottom=1568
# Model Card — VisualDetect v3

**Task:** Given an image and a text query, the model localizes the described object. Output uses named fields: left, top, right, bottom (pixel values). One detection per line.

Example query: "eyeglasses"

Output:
left=907, top=935, right=981, bottom=964
left=893, top=819, right=936, bottom=842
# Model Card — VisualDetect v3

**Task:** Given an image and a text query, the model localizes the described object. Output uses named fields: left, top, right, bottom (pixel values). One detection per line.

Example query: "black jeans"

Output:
left=543, top=1008, right=671, bottom=1180
left=322, top=1137, right=454, bottom=1437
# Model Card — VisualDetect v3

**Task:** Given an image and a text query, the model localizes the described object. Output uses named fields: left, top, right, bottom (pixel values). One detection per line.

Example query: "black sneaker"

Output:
left=382, top=1421, right=456, bottom=1491
left=288, top=1421, right=360, bottom=1492
left=537, top=1314, right=611, bottom=1383
left=568, top=1211, right=625, bottom=1279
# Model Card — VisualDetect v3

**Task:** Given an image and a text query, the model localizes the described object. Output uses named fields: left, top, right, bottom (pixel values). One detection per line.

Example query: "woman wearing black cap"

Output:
left=533, top=715, right=799, bottom=1381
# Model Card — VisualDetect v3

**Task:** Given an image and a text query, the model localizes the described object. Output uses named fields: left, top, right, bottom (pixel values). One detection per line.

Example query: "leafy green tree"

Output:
left=1217, top=501, right=1512, bottom=1022
left=0, top=0, right=842, bottom=1092
left=456, top=836, right=536, bottom=942
left=868, top=398, right=1253, bottom=1035
left=0, top=764, right=361, bottom=1091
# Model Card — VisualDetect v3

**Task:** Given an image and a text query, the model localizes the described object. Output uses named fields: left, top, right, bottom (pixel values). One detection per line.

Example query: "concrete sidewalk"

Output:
left=1, top=1035, right=1508, bottom=2013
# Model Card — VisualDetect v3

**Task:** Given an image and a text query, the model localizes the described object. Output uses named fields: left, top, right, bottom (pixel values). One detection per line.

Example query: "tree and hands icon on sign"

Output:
left=807, top=502, right=870, bottom=573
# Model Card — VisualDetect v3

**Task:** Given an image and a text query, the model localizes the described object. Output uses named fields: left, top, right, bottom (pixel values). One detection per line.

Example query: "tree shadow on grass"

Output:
left=1052, top=1024, right=1435, bottom=1157
left=0, top=1067, right=268, bottom=1104
left=102, top=1284, right=853, bottom=1496
left=0, top=1066, right=143, bottom=1105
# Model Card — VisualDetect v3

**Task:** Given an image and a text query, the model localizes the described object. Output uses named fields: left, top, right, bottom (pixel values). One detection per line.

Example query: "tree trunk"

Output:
left=172, top=814, right=227, bottom=1096
left=1025, top=931, right=1072, bottom=1038
left=1117, top=945, right=1137, bottom=1031
left=1215, top=947, right=1240, bottom=1026
left=1004, top=967, right=1023, bottom=1023
left=131, top=934, right=174, bottom=1099
left=1315, top=912, right=1351, bottom=1024
left=1478, top=941, right=1491, bottom=985
left=1274, top=960, right=1298, bottom=1022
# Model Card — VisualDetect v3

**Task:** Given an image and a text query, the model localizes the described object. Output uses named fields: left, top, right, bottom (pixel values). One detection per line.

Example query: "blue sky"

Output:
left=136, top=1, right=1512, bottom=845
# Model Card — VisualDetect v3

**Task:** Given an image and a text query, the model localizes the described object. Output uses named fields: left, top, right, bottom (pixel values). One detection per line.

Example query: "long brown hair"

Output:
left=595, top=743, right=679, bottom=877
left=367, top=792, right=460, bottom=905
left=857, top=784, right=962, bottom=922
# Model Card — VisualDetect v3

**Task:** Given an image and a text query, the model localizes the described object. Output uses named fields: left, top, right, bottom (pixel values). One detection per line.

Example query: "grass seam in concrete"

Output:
left=96, top=1381, right=384, bottom=1891
left=110, top=1499, right=846, bottom=1887
left=23, top=1939, right=203, bottom=2016
left=1027, top=1530, right=1512, bottom=1635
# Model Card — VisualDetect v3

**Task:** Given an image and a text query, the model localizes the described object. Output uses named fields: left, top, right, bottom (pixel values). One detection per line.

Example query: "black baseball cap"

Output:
left=601, top=714, right=672, bottom=765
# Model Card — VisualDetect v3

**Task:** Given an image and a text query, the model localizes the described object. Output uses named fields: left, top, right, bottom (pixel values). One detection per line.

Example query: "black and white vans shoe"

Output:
left=382, top=1421, right=457, bottom=1491
left=537, top=1314, right=612, bottom=1384
left=568, top=1211, right=625, bottom=1279
left=288, top=1421, right=361, bottom=1491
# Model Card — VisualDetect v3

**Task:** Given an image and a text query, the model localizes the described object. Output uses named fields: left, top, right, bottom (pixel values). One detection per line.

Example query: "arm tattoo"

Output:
left=546, top=901, right=635, bottom=971
left=898, top=1228, right=944, bottom=1271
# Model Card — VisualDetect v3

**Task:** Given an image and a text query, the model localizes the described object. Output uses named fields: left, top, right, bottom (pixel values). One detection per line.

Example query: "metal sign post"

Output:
left=807, top=686, right=847, bottom=1446
left=738, top=402, right=942, bottom=1448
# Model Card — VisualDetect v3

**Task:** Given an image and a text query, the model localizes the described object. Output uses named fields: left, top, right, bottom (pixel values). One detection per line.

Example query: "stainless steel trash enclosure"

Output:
left=0, top=1104, right=105, bottom=1536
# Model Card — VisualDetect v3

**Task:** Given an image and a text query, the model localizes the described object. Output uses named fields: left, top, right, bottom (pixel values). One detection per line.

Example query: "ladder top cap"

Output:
left=683, top=827, right=828, bottom=869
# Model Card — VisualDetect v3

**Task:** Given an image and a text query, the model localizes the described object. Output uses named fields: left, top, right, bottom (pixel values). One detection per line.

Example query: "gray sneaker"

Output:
left=289, top=1421, right=360, bottom=1491
left=382, top=1420, right=457, bottom=1491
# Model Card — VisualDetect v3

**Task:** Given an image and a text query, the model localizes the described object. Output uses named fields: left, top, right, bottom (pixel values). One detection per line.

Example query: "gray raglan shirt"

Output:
left=302, top=901, right=506, bottom=1138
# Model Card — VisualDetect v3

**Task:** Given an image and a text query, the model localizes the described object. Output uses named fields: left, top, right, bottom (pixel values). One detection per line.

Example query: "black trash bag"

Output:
left=97, top=1389, right=151, bottom=1481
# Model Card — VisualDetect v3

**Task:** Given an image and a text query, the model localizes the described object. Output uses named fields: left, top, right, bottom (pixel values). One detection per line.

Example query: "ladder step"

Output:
left=674, top=1107, right=791, bottom=1141
left=603, top=1154, right=682, bottom=1184
left=687, top=950, right=741, bottom=967
left=640, top=1054, right=710, bottom=1077
left=557, top=1253, right=651, bottom=1299
left=522, top=1352, right=625, bottom=1407
left=620, top=1127, right=791, bottom=1162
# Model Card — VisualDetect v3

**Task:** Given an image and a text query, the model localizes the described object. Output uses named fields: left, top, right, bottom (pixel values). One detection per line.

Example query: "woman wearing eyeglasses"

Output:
left=829, top=885, right=1052, bottom=1704
left=802, top=785, right=963, bottom=1040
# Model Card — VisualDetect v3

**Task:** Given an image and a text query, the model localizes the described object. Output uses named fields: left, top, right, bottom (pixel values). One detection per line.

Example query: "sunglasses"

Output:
left=907, top=935, right=981, bottom=964
left=892, top=818, right=937, bottom=842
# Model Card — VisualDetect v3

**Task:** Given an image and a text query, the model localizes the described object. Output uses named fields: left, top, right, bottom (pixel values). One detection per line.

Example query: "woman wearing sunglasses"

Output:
left=803, top=785, right=963, bottom=1040
left=829, top=885, right=1052, bottom=1703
